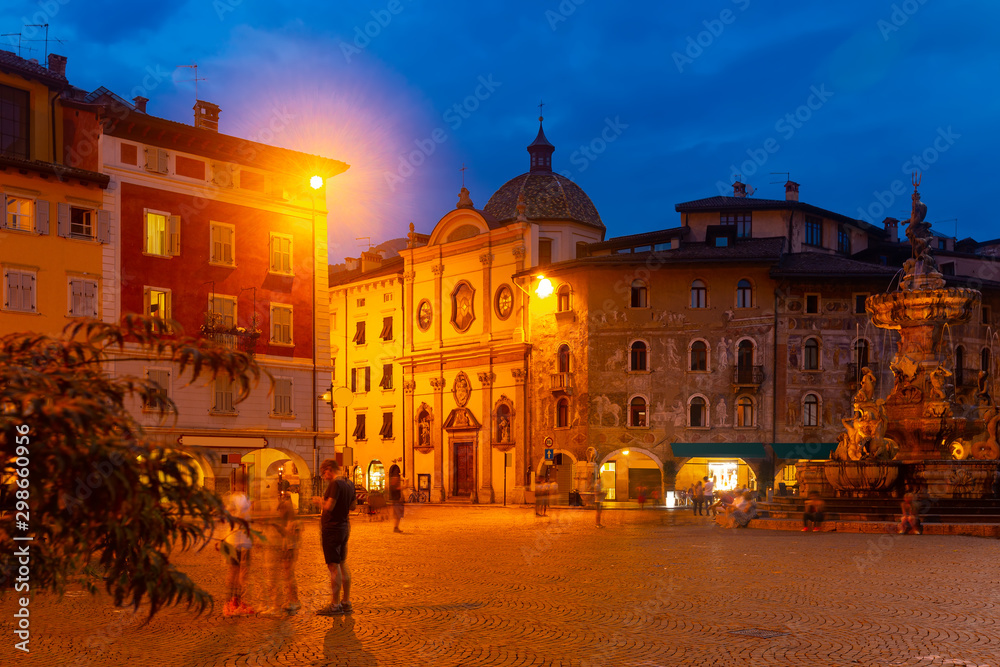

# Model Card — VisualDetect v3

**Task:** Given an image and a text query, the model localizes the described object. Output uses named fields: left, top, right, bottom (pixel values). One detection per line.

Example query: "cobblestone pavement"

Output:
left=4, top=505, right=1000, bottom=667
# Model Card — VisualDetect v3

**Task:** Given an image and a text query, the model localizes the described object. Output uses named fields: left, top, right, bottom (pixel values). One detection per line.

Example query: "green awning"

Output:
left=670, top=442, right=764, bottom=459
left=770, top=442, right=837, bottom=460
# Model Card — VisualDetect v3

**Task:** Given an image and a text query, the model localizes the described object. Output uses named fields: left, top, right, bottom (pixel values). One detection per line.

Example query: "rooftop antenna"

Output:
left=24, top=24, right=62, bottom=61
left=931, top=218, right=959, bottom=239
left=356, top=237, right=373, bottom=250
left=175, top=63, right=206, bottom=100
left=1, top=32, right=27, bottom=57
left=769, top=172, right=791, bottom=185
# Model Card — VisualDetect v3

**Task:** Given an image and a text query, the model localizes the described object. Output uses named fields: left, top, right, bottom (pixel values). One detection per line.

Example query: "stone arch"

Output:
left=240, top=447, right=311, bottom=512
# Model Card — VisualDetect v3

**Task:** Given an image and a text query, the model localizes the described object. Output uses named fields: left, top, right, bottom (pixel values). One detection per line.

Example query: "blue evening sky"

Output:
left=4, top=0, right=998, bottom=261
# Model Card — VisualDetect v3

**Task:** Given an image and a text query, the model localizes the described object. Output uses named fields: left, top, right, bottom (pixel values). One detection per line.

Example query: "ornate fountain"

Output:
left=803, top=176, right=1000, bottom=499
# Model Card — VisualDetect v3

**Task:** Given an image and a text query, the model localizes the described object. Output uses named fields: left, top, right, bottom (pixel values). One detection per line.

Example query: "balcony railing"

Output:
left=732, top=365, right=764, bottom=388
left=202, top=328, right=261, bottom=357
left=550, top=372, right=573, bottom=394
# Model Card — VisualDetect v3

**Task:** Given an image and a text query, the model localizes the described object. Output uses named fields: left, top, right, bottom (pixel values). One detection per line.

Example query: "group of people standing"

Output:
left=688, top=476, right=716, bottom=516
left=535, top=478, right=559, bottom=516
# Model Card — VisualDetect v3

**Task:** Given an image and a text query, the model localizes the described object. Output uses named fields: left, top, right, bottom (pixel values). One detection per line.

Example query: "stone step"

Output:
left=749, top=517, right=1000, bottom=538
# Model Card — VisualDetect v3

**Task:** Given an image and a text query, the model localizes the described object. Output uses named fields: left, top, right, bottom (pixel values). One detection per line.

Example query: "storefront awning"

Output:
left=770, top=442, right=836, bottom=460
left=670, top=442, right=764, bottom=459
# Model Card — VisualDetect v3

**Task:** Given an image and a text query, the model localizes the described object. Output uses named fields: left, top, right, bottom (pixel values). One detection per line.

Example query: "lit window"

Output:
left=4, top=196, right=34, bottom=231
left=736, top=279, right=752, bottom=308
left=630, top=280, right=647, bottom=308
left=145, top=287, right=171, bottom=320
left=691, top=341, right=708, bottom=371
left=803, top=394, right=819, bottom=427
left=630, top=341, right=647, bottom=371
left=68, top=278, right=98, bottom=317
left=690, top=280, right=707, bottom=308
left=145, top=210, right=179, bottom=256
left=270, top=303, right=293, bottom=344
left=737, top=396, right=754, bottom=427
left=629, top=396, right=647, bottom=427
left=210, top=222, right=235, bottom=266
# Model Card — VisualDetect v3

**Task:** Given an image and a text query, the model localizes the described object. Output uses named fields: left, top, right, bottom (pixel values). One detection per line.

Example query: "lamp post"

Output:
left=309, top=175, right=323, bottom=494
left=512, top=274, right=553, bottom=490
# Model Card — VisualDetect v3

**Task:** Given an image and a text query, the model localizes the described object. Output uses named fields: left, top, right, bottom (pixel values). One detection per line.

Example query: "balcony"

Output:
left=550, top=372, right=573, bottom=395
left=732, top=365, right=764, bottom=390
left=202, top=327, right=261, bottom=357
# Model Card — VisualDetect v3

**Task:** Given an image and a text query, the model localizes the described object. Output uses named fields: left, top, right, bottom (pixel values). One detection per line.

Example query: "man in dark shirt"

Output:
left=311, top=459, right=354, bottom=616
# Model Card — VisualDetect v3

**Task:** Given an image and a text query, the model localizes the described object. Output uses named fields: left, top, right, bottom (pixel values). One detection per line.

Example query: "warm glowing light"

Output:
left=535, top=277, right=553, bottom=299
left=622, top=450, right=630, bottom=456
left=310, top=175, right=324, bottom=190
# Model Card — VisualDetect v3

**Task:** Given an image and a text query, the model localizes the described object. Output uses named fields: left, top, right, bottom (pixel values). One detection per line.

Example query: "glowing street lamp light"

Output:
left=309, top=175, right=324, bottom=190
left=535, top=276, right=553, bottom=299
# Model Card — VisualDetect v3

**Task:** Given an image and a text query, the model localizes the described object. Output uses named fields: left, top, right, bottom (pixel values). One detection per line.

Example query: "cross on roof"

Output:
left=538, top=99, right=545, bottom=121
left=460, top=163, right=467, bottom=187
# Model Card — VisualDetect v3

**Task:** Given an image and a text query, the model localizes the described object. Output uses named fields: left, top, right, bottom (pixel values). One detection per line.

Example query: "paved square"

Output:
left=3, top=506, right=1000, bottom=666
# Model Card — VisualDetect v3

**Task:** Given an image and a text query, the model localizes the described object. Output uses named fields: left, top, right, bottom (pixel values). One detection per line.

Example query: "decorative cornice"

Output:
left=477, top=371, right=496, bottom=386
left=430, top=377, right=446, bottom=391
left=479, top=252, right=494, bottom=266
left=431, top=264, right=445, bottom=276
left=512, top=246, right=526, bottom=260
left=511, top=368, right=527, bottom=383
left=403, top=380, right=416, bottom=394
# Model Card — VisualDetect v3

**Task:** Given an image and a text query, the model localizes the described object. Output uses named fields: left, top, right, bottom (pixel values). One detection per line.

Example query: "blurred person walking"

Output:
left=260, top=493, right=301, bottom=616
left=311, top=459, right=356, bottom=616
left=218, top=491, right=254, bottom=616
left=389, top=471, right=405, bottom=533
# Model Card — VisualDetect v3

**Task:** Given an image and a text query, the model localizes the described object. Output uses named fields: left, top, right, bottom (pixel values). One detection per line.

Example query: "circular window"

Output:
left=495, top=284, right=513, bottom=320
left=417, top=299, right=433, bottom=331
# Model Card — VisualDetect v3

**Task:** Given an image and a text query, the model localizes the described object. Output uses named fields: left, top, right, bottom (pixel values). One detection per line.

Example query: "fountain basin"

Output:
left=867, top=288, right=979, bottom=330
left=915, top=460, right=996, bottom=499
left=823, top=461, right=901, bottom=497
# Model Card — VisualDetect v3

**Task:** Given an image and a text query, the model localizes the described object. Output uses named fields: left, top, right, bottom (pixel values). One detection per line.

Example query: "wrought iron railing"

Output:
left=732, top=365, right=764, bottom=386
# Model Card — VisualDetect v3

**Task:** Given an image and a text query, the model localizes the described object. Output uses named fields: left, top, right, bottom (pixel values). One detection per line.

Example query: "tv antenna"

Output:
left=356, top=237, right=373, bottom=250
left=733, top=174, right=756, bottom=197
left=25, top=24, right=63, bottom=61
left=769, top=172, right=791, bottom=185
left=175, top=63, right=206, bottom=99
left=1, top=33, right=33, bottom=58
left=931, top=218, right=959, bottom=239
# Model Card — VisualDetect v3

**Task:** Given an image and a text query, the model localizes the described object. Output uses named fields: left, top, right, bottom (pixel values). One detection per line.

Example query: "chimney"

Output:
left=785, top=180, right=800, bottom=202
left=360, top=249, right=383, bottom=273
left=132, top=96, right=148, bottom=113
left=733, top=181, right=747, bottom=198
left=883, top=217, right=899, bottom=243
left=345, top=257, right=359, bottom=271
left=193, top=100, right=221, bottom=132
left=47, top=53, right=67, bottom=77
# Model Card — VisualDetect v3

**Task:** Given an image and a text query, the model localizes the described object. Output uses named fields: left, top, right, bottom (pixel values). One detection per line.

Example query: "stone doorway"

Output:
left=454, top=441, right=474, bottom=496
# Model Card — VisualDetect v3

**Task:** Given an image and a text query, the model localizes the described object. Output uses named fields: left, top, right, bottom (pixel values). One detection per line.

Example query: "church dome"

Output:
left=483, top=119, right=604, bottom=231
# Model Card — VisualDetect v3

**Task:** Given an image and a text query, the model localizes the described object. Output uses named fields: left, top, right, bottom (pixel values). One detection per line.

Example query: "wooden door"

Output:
left=454, top=443, right=474, bottom=496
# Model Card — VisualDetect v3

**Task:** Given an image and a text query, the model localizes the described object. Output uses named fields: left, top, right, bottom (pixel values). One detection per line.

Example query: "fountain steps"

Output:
left=749, top=517, right=1000, bottom=538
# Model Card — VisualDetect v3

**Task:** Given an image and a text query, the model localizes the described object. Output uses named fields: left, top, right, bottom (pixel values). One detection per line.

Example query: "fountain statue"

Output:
left=805, top=175, right=997, bottom=498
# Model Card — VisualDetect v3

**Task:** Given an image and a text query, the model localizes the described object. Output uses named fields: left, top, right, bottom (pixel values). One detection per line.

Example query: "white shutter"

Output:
left=167, top=215, right=181, bottom=255
left=157, top=149, right=168, bottom=174
left=23, top=273, right=35, bottom=312
left=85, top=280, right=98, bottom=317
left=144, top=147, right=156, bottom=171
left=35, top=200, right=50, bottom=235
left=57, top=202, right=71, bottom=237
left=97, top=210, right=110, bottom=243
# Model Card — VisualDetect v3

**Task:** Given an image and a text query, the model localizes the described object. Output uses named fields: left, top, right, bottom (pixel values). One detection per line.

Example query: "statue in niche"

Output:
left=418, top=416, right=431, bottom=447
left=498, top=415, right=510, bottom=443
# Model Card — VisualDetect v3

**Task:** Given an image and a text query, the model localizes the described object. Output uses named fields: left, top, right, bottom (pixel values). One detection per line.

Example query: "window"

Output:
left=557, top=284, right=571, bottom=312
left=379, top=363, right=393, bottom=390
left=1, top=84, right=30, bottom=159
left=379, top=412, right=393, bottom=439
left=143, top=368, right=170, bottom=410
left=630, top=341, right=647, bottom=371
left=737, top=340, right=755, bottom=382
left=630, top=280, right=648, bottom=308
left=353, top=321, right=366, bottom=345
left=210, top=222, right=235, bottom=266
left=269, top=234, right=293, bottom=274
left=353, top=414, right=367, bottom=440
left=212, top=376, right=235, bottom=413
left=689, top=396, right=707, bottom=428
left=803, top=393, right=819, bottom=427
left=145, top=210, right=179, bottom=256
left=940, top=262, right=955, bottom=276
left=690, top=280, right=707, bottom=308
left=3, top=268, right=35, bottom=312
left=384, top=292, right=393, bottom=302
left=736, top=396, right=754, bottom=427
left=208, top=294, right=236, bottom=329
left=4, top=196, right=34, bottom=231
left=804, top=338, right=820, bottom=370
left=558, top=344, right=571, bottom=373
left=691, top=340, right=708, bottom=371
left=805, top=216, right=822, bottom=247
left=983, top=348, right=992, bottom=374
left=273, top=378, right=293, bottom=416
left=736, top=279, right=752, bottom=308
left=351, top=366, right=371, bottom=393
left=854, top=339, right=870, bottom=368
left=144, top=147, right=169, bottom=174
left=357, top=298, right=366, bottom=307
left=145, top=287, right=171, bottom=320
left=270, top=303, right=293, bottom=344
left=68, top=278, right=98, bottom=317
left=556, top=398, right=569, bottom=428
left=629, top=396, right=647, bottom=427
left=721, top=211, right=751, bottom=237
left=838, top=225, right=850, bottom=254
left=805, top=294, right=819, bottom=314
left=70, top=206, right=94, bottom=239
left=538, top=238, right=552, bottom=266
left=714, top=237, right=729, bottom=247
left=380, top=316, right=393, bottom=341
left=854, top=294, right=868, bottom=314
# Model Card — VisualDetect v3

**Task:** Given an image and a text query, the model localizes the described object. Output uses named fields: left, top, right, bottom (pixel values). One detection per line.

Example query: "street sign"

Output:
left=544, top=448, right=554, bottom=461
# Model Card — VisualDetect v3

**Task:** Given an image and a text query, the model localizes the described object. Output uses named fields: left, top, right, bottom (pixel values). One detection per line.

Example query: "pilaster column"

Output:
left=403, top=379, right=416, bottom=485
left=430, top=376, right=446, bottom=501
left=478, top=370, right=496, bottom=503
left=480, top=252, right=493, bottom=338
left=512, top=367, right=528, bottom=502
